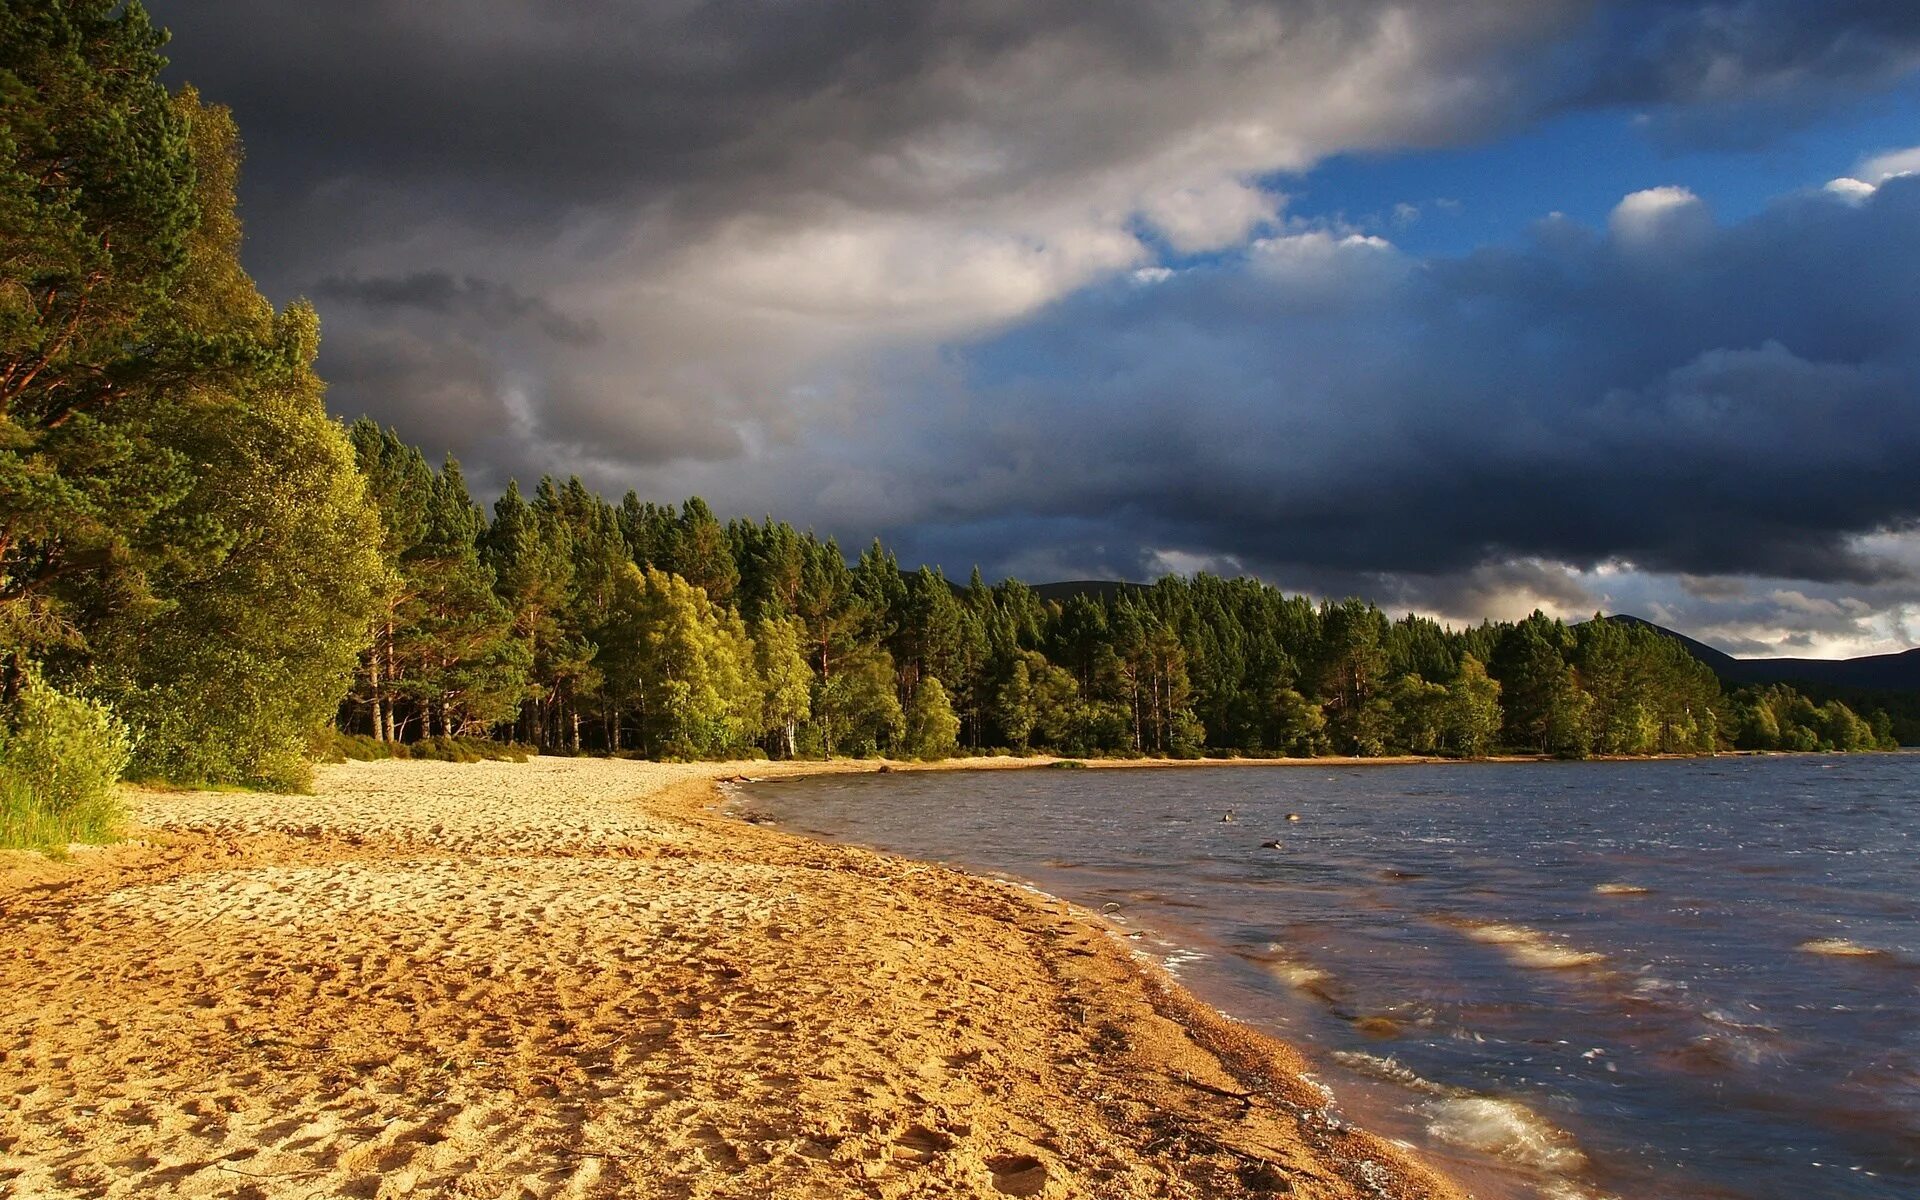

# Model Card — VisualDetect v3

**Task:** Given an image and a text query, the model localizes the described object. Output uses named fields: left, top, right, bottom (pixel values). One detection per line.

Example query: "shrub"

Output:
left=318, top=731, right=399, bottom=761
left=0, top=680, right=133, bottom=850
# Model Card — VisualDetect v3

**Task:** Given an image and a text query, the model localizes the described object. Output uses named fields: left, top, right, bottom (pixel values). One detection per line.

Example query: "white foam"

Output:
left=1333, top=1052, right=1600, bottom=1185
left=1271, top=960, right=1333, bottom=989
left=1509, top=943, right=1609, bottom=970
left=1426, top=1095, right=1589, bottom=1174
left=1331, top=1051, right=1451, bottom=1097
left=1460, top=922, right=1607, bottom=969
left=1160, top=947, right=1209, bottom=976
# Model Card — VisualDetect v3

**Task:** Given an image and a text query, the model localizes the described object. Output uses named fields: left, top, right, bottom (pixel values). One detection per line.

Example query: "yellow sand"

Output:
left=0, top=756, right=1465, bottom=1199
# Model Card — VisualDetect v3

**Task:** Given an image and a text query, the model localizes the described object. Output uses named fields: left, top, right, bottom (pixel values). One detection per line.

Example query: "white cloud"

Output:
left=1858, top=145, right=1920, bottom=184
left=678, top=208, right=1146, bottom=331
left=1247, top=230, right=1402, bottom=298
left=1827, top=145, right=1920, bottom=203
left=1141, top=175, right=1281, bottom=254
left=1824, top=175, right=1879, bottom=203
left=1608, top=185, right=1711, bottom=248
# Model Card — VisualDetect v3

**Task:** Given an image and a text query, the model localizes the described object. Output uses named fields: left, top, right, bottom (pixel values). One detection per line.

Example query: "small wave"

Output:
left=1160, top=947, right=1209, bottom=976
left=1702, top=1008, right=1778, bottom=1035
left=1268, top=959, right=1335, bottom=994
left=1798, top=937, right=1889, bottom=958
left=1459, top=922, right=1607, bottom=969
left=1426, top=1096, right=1590, bottom=1175
left=1333, top=1053, right=1597, bottom=1181
left=1331, top=1050, right=1452, bottom=1096
left=1593, top=882, right=1650, bottom=896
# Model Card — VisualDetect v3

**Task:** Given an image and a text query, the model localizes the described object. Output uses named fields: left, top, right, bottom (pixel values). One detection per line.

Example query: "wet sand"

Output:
left=0, top=757, right=1464, bottom=1199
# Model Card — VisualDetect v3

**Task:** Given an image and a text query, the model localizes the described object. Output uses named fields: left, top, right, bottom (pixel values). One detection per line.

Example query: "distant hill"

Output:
left=1604, top=615, right=1920, bottom=692
left=1029, top=580, right=1147, bottom=605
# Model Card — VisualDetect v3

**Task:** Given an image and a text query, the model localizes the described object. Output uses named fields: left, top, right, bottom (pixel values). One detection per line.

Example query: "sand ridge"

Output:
left=0, top=756, right=1465, bottom=1199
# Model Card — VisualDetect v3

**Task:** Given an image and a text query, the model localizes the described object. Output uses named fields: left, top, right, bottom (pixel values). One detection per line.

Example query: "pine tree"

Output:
left=672, top=497, right=739, bottom=606
left=2, top=10, right=210, bottom=695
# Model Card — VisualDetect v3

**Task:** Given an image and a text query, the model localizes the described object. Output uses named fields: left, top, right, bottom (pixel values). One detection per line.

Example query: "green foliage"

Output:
left=93, top=312, right=385, bottom=791
left=314, top=436, right=1891, bottom=769
left=1, top=54, right=384, bottom=794
left=347, top=426, right=527, bottom=740
left=749, top=615, right=812, bottom=758
left=600, top=566, right=760, bottom=757
left=902, top=676, right=961, bottom=760
left=0, top=0, right=198, bottom=428
left=1269, top=688, right=1330, bottom=757
left=993, top=656, right=1036, bottom=752
left=0, top=674, right=129, bottom=848
left=1728, top=684, right=1885, bottom=753
left=1442, top=656, right=1502, bottom=757
left=814, top=644, right=903, bottom=758
left=0, top=3, right=201, bottom=672
left=1384, top=673, right=1450, bottom=755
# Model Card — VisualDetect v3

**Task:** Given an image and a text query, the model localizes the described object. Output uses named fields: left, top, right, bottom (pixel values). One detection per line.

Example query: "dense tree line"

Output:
left=0, top=2, right=1897, bottom=843
left=335, top=449, right=1900, bottom=761
left=2, top=1, right=383, bottom=798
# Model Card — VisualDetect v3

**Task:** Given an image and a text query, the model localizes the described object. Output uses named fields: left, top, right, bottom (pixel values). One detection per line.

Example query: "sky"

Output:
left=145, top=1, right=1920, bottom=659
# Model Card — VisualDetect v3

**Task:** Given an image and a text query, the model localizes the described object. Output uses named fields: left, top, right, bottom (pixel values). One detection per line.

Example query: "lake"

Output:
left=746, top=755, right=1920, bottom=1200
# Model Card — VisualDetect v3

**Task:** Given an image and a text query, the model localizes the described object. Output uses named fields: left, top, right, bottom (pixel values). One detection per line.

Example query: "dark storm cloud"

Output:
left=151, top=2, right=1920, bottom=241
left=315, top=273, right=602, bottom=347
left=1580, top=0, right=1920, bottom=103
left=866, top=177, right=1920, bottom=591
left=138, top=1, right=1920, bottom=629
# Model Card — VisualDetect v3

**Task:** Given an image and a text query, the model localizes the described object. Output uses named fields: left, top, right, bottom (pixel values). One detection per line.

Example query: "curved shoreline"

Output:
left=683, top=762, right=1473, bottom=1199
left=1, top=756, right=1467, bottom=1199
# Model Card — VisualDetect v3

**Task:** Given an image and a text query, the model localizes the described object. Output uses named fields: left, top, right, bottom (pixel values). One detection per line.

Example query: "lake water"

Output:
left=745, top=756, right=1920, bottom=1200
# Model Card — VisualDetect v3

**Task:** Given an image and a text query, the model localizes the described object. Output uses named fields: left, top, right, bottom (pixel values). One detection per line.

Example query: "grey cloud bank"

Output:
left=146, top=1, right=1920, bottom=654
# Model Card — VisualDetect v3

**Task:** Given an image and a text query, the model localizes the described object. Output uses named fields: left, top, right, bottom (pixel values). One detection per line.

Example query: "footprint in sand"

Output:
left=987, top=1153, right=1050, bottom=1196
left=892, top=1124, right=954, bottom=1163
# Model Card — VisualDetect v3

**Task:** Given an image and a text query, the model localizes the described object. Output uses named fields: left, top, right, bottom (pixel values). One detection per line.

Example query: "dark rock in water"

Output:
left=737, top=810, right=774, bottom=825
left=876, top=764, right=893, bottom=773
left=1260, top=840, right=1284, bottom=850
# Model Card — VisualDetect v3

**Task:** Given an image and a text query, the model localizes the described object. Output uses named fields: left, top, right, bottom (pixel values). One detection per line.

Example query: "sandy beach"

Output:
left=0, top=756, right=1465, bottom=1199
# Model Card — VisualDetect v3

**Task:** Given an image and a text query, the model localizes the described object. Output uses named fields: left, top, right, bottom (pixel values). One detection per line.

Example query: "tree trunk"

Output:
left=385, top=616, right=398, bottom=742
left=370, top=644, right=387, bottom=742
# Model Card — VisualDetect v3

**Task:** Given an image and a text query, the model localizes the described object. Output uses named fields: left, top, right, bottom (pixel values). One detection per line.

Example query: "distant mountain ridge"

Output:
left=1602, top=615, right=1920, bottom=692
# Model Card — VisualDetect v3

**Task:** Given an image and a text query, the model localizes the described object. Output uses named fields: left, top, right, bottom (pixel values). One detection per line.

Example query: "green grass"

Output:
left=0, top=768, right=123, bottom=851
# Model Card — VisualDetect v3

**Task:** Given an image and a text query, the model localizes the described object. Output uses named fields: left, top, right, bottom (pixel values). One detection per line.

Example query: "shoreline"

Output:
left=674, top=761, right=1473, bottom=1197
left=0, top=755, right=1470, bottom=1198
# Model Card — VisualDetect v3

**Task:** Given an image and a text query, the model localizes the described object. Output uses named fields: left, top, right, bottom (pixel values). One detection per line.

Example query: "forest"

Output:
left=0, top=4, right=1898, bottom=845
left=335, top=436, right=1900, bottom=766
